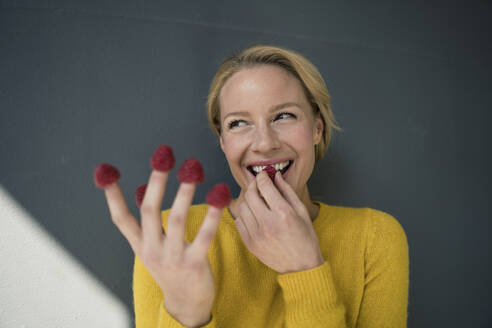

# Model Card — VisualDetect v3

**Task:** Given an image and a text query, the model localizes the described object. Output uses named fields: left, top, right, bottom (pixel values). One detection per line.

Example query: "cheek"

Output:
left=281, top=124, right=315, bottom=153
left=221, top=134, right=245, bottom=165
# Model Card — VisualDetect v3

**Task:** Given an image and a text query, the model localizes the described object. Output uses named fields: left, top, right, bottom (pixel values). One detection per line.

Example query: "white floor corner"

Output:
left=0, top=185, right=130, bottom=328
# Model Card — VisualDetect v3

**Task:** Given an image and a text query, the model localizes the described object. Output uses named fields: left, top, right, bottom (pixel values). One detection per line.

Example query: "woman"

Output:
left=98, top=45, right=409, bottom=327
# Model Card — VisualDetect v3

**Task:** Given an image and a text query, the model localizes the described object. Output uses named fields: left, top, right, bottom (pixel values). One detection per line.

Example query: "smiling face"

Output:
left=219, top=64, right=323, bottom=197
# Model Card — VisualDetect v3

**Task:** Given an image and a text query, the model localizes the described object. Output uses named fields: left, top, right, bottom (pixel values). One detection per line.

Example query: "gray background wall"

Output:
left=1, top=1, right=490, bottom=327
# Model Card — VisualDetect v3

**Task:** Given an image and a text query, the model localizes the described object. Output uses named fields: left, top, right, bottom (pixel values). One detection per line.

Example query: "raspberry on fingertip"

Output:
left=151, top=145, right=175, bottom=172
left=94, top=163, right=121, bottom=188
left=206, top=184, right=231, bottom=208
left=178, top=158, right=205, bottom=184
left=135, top=184, right=147, bottom=208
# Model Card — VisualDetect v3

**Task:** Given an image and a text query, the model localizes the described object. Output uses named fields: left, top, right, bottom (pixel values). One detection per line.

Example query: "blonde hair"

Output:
left=207, top=44, right=342, bottom=161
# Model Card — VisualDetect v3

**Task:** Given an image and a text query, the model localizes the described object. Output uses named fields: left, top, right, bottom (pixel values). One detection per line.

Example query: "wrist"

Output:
left=165, top=301, right=212, bottom=328
left=282, top=254, right=325, bottom=274
left=179, top=313, right=212, bottom=328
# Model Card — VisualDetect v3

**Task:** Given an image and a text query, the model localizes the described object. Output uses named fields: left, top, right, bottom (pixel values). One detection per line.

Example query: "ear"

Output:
left=313, top=114, right=323, bottom=145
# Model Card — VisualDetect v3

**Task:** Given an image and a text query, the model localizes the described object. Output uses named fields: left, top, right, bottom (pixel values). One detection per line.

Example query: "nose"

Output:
left=251, top=123, right=281, bottom=153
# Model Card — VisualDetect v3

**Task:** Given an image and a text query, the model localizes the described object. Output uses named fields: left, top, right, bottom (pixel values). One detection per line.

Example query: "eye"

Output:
left=228, top=119, right=247, bottom=130
left=274, top=112, right=296, bottom=121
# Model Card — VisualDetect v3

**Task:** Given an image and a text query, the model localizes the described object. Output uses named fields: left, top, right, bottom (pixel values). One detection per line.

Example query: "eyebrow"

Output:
left=222, top=102, right=302, bottom=122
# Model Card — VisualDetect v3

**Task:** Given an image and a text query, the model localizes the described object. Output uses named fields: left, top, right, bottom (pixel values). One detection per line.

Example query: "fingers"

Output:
left=245, top=177, right=272, bottom=221
left=274, top=171, right=310, bottom=218
left=104, top=182, right=142, bottom=252
left=140, top=170, right=169, bottom=244
left=255, top=170, right=287, bottom=212
left=189, top=206, right=222, bottom=259
left=238, top=201, right=260, bottom=238
left=166, top=183, right=197, bottom=256
left=234, top=215, right=253, bottom=250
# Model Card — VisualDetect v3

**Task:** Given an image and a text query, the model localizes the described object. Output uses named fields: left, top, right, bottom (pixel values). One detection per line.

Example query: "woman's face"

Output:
left=219, top=64, right=323, bottom=195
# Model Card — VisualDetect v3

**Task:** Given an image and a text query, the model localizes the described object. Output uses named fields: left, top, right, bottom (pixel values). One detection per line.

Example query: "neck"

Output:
left=229, top=184, right=319, bottom=222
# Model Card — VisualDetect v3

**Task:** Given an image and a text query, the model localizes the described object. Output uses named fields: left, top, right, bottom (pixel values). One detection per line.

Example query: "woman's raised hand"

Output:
left=234, top=170, right=324, bottom=274
left=94, top=145, right=230, bottom=328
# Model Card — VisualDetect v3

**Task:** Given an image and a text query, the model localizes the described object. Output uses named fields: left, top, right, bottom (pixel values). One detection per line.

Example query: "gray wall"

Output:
left=1, top=1, right=490, bottom=327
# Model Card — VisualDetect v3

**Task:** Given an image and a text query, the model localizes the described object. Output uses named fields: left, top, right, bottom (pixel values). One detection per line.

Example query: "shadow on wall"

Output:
left=0, top=185, right=131, bottom=328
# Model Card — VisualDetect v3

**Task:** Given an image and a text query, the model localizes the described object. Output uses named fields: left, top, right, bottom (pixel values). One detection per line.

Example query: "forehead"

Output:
left=219, top=65, right=308, bottom=117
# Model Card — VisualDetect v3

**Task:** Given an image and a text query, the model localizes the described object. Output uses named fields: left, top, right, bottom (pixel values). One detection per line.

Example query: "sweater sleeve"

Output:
left=356, top=210, right=409, bottom=328
left=276, top=209, right=409, bottom=328
left=133, top=255, right=163, bottom=327
left=133, top=255, right=218, bottom=328
left=277, top=261, right=347, bottom=327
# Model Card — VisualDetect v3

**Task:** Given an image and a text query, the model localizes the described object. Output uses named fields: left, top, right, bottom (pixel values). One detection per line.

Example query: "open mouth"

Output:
left=247, top=160, right=293, bottom=177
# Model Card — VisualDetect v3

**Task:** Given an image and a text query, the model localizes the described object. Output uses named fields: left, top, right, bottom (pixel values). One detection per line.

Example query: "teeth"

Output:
left=251, top=161, right=289, bottom=173
left=253, top=165, right=266, bottom=172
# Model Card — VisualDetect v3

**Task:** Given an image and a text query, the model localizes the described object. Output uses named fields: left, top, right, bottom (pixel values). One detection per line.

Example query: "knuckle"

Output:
left=111, top=213, right=129, bottom=226
left=277, top=206, right=294, bottom=221
left=277, top=209, right=290, bottom=221
left=263, top=221, right=279, bottom=237
left=140, top=204, right=157, bottom=217
left=141, top=248, right=160, bottom=267
left=167, top=213, right=185, bottom=226
left=187, top=258, right=204, bottom=271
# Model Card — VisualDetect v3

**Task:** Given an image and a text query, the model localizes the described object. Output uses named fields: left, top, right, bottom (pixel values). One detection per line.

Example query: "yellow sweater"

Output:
left=133, top=202, right=409, bottom=327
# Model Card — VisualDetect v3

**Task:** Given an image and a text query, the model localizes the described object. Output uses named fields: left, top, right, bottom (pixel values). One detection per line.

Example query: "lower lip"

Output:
left=246, top=161, right=293, bottom=180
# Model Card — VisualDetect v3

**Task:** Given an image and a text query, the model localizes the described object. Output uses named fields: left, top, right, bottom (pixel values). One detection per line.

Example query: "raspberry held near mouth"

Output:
left=247, top=160, right=293, bottom=179
left=264, top=166, right=276, bottom=181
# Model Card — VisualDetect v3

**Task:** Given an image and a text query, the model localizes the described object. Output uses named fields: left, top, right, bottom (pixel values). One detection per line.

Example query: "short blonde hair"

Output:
left=207, top=44, right=342, bottom=161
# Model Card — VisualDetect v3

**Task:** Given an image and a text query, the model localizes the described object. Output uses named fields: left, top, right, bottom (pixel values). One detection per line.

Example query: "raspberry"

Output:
left=151, top=145, right=175, bottom=172
left=206, top=184, right=231, bottom=208
left=94, top=163, right=121, bottom=188
left=135, top=184, right=147, bottom=208
left=177, top=158, right=205, bottom=184
left=263, top=165, right=276, bottom=181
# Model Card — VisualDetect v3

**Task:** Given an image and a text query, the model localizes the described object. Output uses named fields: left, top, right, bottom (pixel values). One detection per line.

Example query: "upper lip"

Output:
left=246, top=158, right=293, bottom=167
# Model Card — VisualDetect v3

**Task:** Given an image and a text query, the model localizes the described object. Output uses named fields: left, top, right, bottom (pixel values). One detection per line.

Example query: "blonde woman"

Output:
left=101, top=44, right=409, bottom=327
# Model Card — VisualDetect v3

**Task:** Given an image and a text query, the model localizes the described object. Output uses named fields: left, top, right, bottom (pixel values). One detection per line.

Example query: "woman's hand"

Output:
left=101, top=166, right=222, bottom=327
left=234, top=170, right=325, bottom=274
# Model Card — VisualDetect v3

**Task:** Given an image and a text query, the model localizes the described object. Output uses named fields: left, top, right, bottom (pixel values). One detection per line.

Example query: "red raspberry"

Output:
left=94, top=163, right=121, bottom=188
left=151, top=145, right=175, bottom=172
left=177, top=158, right=205, bottom=184
left=135, top=184, right=147, bottom=208
left=263, top=165, right=276, bottom=181
left=206, top=184, right=231, bottom=208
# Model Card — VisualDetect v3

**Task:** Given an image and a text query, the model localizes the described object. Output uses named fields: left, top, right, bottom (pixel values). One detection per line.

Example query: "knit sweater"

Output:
left=133, top=201, right=409, bottom=327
